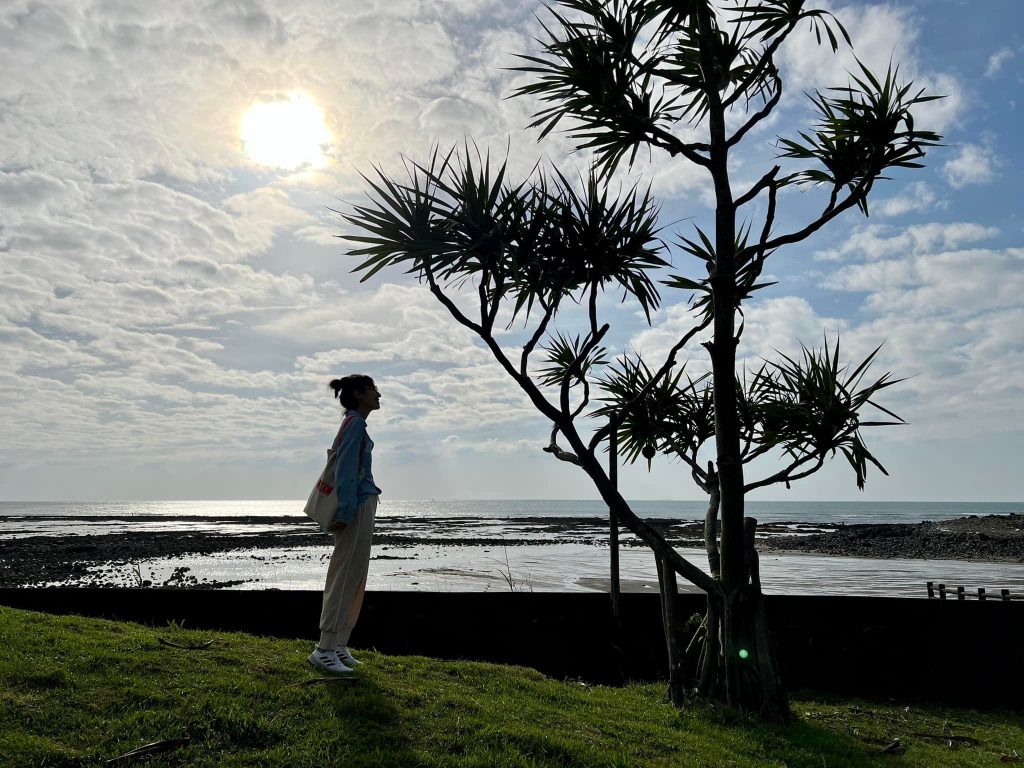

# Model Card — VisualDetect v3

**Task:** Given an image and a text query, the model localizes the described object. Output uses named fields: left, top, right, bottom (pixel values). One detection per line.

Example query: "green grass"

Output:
left=0, top=605, right=1021, bottom=767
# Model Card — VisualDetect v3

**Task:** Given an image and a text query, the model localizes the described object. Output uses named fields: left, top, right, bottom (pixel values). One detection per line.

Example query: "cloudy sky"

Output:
left=1, top=0, right=1021, bottom=503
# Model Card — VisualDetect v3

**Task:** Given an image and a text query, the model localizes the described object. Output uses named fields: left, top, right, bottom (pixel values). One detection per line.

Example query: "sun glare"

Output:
left=241, top=94, right=330, bottom=170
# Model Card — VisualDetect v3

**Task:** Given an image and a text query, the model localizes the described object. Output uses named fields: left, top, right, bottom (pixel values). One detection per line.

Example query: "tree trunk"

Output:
left=554, top=361, right=785, bottom=718
left=655, top=553, right=685, bottom=705
left=695, top=516, right=790, bottom=723
left=704, top=470, right=721, bottom=580
left=693, top=0, right=789, bottom=724
left=608, top=413, right=622, bottom=627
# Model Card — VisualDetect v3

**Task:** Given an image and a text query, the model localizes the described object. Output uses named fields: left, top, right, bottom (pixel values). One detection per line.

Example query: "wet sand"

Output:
left=1, top=513, right=1021, bottom=590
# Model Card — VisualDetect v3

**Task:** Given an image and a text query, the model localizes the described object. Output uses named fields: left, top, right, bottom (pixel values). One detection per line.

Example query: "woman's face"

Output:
left=355, top=383, right=381, bottom=412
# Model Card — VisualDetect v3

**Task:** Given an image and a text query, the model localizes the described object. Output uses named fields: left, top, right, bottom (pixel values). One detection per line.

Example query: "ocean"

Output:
left=2, top=500, right=1022, bottom=597
left=3, top=498, right=1022, bottom=524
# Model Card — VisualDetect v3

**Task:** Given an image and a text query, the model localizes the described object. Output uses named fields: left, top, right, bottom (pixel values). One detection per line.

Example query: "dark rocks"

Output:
left=762, top=514, right=1024, bottom=562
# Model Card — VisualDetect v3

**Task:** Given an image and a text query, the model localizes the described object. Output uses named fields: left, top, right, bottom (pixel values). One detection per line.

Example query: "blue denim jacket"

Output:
left=333, top=411, right=382, bottom=526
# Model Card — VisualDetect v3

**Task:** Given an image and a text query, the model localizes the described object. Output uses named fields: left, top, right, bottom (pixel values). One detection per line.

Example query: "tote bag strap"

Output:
left=331, top=415, right=354, bottom=452
left=331, top=414, right=368, bottom=460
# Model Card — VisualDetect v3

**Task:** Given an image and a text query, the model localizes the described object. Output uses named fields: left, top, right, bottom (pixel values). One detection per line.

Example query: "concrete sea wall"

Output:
left=1, top=588, right=1020, bottom=708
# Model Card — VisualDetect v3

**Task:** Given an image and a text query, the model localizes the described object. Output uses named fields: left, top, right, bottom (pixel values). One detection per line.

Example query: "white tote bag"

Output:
left=303, top=415, right=363, bottom=528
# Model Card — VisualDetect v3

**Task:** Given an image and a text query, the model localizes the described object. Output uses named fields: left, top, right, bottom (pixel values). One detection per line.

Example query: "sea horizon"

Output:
left=2, top=498, right=1021, bottom=527
left=4, top=497, right=1022, bottom=504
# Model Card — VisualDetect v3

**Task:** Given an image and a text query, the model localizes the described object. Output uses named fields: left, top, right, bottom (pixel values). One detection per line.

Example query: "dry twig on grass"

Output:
left=105, top=737, right=191, bottom=764
left=157, top=637, right=215, bottom=650
left=910, top=732, right=981, bottom=745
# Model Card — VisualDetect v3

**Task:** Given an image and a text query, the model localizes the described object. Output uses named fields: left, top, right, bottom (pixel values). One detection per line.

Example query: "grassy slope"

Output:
left=0, top=606, right=1021, bottom=768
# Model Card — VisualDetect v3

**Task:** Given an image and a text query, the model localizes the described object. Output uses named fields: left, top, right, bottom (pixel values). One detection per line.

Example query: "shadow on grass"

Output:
left=681, top=694, right=906, bottom=767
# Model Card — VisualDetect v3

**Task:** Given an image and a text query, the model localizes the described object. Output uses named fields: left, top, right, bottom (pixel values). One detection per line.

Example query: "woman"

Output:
left=308, top=374, right=382, bottom=675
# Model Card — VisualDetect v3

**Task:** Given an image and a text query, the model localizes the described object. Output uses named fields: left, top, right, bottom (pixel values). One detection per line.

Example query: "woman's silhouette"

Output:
left=308, top=374, right=382, bottom=675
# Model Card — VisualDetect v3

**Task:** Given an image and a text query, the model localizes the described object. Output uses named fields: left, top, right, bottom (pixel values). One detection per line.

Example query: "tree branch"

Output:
left=571, top=377, right=591, bottom=419
left=540, top=366, right=723, bottom=598
left=543, top=424, right=582, bottom=465
left=485, top=272, right=504, bottom=332
left=541, top=375, right=721, bottom=597
left=741, top=440, right=774, bottom=463
left=478, top=268, right=492, bottom=333
left=520, top=300, right=557, bottom=377
left=647, top=125, right=713, bottom=168
left=562, top=323, right=610, bottom=418
left=737, top=179, right=867, bottom=262
left=744, top=176, right=778, bottom=268
left=705, top=463, right=721, bottom=580
left=679, top=449, right=710, bottom=490
left=424, top=265, right=483, bottom=336
left=542, top=442, right=582, bottom=465
left=726, top=74, right=782, bottom=149
left=722, top=23, right=797, bottom=110
left=733, top=165, right=780, bottom=210
left=425, top=263, right=563, bottom=423
left=588, top=281, right=599, bottom=338
left=609, top=490, right=721, bottom=595
left=744, top=451, right=825, bottom=493
left=588, top=315, right=713, bottom=453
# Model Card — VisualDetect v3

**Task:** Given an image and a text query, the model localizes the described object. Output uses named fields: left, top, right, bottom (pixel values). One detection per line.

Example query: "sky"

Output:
left=1, top=0, right=1022, bottom=504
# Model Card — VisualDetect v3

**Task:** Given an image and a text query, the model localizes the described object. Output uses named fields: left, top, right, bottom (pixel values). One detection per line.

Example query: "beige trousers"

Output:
left=318, top=495, right=378, bottom=649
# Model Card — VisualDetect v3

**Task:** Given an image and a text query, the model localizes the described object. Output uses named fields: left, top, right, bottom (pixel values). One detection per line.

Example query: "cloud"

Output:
left=419, top=96, right=493, bottom=136
left=774, top=2, right=963, bottom=133
left=0, top=0, right=591, bottom=491
left=625, top=219, right=1024, bottom=448
left=224, top=187, right=314, bottom=235
left=875, top=182, right=942, bottom=218
left=943, top=142, right=999, bottom=188
left=623, top=295, right=846, bottom=385
left=985, top=47, right=1015, bottom=78
left=0, top=0, right=547, bottom=196
left=1, top=0, right=1019, bottom=502
left=827, top=247, right=1024, bottom=318
left=814, top=221, right=998, bottom=262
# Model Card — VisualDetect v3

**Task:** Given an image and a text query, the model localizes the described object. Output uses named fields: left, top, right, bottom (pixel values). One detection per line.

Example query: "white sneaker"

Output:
left=307, top=647, right=354, bottom=675
left=337, top=647, right=361, bottom=667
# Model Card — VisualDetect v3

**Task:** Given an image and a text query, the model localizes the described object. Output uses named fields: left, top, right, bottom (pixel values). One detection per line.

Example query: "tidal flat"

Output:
left=1, top=513, right=1021, bottom=595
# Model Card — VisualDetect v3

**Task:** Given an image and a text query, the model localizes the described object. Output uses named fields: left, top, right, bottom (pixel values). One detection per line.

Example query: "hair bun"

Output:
left=328, top=374, right=375, bottom=408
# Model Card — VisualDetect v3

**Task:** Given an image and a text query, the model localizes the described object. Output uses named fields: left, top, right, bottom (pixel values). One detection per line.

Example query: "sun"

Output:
left=241, top=94, right=330, bottom=170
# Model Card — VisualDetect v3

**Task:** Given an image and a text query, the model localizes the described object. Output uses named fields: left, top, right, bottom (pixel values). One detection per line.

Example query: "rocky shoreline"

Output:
left=758, top=514, right=1024, bottom=562
left=1, top=513, right=1020, bottom=589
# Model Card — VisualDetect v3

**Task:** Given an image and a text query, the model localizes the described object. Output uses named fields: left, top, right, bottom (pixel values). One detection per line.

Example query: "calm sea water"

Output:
left=2, top=498, right=1021, bottom=524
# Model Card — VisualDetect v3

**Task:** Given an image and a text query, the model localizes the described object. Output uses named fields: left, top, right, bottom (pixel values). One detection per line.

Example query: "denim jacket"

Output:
left=333, top=410, right=382, bottom=526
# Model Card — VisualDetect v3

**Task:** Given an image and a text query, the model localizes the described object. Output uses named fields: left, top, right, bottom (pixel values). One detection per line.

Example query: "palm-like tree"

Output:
left=341, top=0, right=940, bottom=722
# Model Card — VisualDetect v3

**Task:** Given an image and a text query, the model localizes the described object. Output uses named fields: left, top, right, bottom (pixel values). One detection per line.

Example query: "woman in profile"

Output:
left=308, top=374, right=382, bottom=675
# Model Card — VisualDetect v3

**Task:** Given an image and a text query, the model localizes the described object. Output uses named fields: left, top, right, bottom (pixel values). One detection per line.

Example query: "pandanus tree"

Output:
left=341, top=0, right=940, bottom=722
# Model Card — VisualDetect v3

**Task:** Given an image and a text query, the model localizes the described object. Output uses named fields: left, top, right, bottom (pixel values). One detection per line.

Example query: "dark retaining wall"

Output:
left=1, top=588, right=1020, bottom=708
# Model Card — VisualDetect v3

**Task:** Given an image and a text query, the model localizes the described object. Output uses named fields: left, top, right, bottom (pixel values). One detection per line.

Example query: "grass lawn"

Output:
left=0, top=605, right=1021, bottom=767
